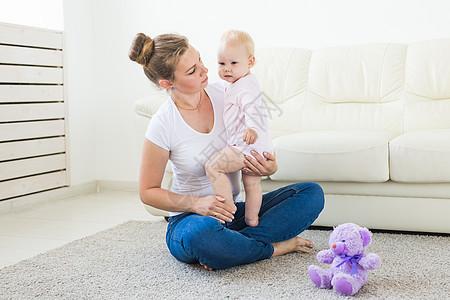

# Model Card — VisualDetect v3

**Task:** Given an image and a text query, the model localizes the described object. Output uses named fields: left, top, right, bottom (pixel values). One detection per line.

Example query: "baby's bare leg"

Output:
left=205, top=147, right=245, bottom=210
left=242, top=174, right=262, bottom=227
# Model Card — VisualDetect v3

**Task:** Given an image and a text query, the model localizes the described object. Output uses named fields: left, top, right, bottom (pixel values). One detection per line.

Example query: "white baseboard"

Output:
left=0, top=180, right=139, bottom=216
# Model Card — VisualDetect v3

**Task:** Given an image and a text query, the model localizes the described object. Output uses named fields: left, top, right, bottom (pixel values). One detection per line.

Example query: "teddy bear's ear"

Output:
left=360, top=228, right=372, bottom=247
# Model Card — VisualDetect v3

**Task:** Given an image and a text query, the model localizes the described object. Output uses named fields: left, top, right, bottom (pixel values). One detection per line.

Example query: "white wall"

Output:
left=0, top=0, right=63, bottom=30
left=63, top=0, right=97, bottom=185
left=3, top=0, right=450, bottom=185
left=8, top=0, right=442, bottom=185
left=0, top=0, right=98, bottom=186
left=84, top=0, right=450, bottom=184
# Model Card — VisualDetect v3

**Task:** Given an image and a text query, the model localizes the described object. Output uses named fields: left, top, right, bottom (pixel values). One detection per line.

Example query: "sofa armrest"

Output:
left=133, top=89, right=168, bottom=118
left=134, top=93, right=172, bottom=218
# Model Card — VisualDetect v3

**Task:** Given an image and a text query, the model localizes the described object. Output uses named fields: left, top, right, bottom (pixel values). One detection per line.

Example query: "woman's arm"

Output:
left=242, top=150, right=278, bottom=176
left=139, top=139, right=235, bottom=222
left=139, top=139, right=193, bottom=212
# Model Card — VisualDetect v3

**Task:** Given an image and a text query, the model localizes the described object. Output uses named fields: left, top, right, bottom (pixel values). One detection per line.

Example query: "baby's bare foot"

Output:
left=271, top=236, right=314, bottom=258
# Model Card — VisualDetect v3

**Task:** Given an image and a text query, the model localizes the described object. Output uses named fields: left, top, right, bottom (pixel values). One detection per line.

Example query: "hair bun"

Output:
left=129, top=33, right=154, bottom=66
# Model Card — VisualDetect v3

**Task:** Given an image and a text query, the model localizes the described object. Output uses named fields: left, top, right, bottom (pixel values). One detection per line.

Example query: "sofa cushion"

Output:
left=302, top=43, right=406, bottom=135
left=253, top=47, right=311, bottom=104
left=252, top=48, right=312, bottom=135
left=270, top=131, right=391, bottom=182
left=404, top=39, right=450, bottom=132
left=390, top=129, right=450, bottom=182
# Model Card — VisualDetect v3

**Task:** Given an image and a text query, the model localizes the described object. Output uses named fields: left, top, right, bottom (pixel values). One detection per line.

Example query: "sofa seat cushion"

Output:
left=270, top=131, right=391, bottom=182
left=390, top=129, right=450, bottom=182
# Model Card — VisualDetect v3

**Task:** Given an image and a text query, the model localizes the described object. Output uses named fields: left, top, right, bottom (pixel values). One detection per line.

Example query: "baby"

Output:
left=205, top=30, right=274, bottom=227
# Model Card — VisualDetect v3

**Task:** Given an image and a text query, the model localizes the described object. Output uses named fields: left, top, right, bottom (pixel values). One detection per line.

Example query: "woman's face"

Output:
left=172, top=45, right=209, bottom=94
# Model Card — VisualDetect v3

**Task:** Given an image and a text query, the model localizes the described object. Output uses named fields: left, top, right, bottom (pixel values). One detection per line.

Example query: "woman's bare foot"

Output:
left=199, top=261, right=214, bottom=271
left=271, top=236, right=314, bottom=258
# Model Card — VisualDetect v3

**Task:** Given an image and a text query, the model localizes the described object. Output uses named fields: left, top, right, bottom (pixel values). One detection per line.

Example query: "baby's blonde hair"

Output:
left=220, top=30, right=255, bottom=56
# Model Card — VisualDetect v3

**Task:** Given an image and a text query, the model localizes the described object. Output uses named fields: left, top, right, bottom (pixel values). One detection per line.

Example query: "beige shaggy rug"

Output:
left=1, top=220, right=449, bottom=299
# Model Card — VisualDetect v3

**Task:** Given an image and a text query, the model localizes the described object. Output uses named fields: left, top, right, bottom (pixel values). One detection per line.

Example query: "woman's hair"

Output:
left=129, top=33, right=189, bottom=87
left=220, top=30, right=255, bottom=56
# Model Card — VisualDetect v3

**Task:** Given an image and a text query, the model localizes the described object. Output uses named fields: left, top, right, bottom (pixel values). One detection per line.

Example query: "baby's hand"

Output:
left=243, top=129, right=258, bottom=145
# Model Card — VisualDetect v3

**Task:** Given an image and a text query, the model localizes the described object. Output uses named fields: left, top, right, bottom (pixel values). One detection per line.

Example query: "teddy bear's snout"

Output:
left=332, top=242, right=346, bottom=254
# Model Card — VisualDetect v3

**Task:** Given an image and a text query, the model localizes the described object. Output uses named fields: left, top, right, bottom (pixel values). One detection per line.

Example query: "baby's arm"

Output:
left=240, top=90, right=264, bottom=144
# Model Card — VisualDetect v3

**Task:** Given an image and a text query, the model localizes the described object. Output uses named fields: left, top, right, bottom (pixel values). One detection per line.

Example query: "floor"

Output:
left=0, top=191, right=162, bottom=268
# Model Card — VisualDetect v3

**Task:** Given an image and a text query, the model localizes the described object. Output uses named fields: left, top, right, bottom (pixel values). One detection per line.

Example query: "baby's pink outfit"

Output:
left=223, top=74, right=274, bottom=157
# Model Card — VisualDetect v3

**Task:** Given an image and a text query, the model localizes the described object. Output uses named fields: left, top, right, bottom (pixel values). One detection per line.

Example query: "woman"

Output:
left=129, top=32, right=324, bottom=270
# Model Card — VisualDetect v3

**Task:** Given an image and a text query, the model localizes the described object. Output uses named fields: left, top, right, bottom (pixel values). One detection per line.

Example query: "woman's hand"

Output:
left=242, top=150, right=278, bottom=176
left=192, top=195, right=236, bottom=224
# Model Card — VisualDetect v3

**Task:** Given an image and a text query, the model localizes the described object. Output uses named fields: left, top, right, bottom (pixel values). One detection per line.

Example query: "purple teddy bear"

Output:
left=308, top=223, right=381, bottom=296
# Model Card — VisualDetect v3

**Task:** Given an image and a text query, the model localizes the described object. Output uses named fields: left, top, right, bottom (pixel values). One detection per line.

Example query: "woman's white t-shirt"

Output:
left=145, top=82, right=242, bottom=216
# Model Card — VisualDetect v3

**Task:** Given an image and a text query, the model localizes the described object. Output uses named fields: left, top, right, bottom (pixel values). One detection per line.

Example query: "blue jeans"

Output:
left=166, top=182, right=324, bottom=270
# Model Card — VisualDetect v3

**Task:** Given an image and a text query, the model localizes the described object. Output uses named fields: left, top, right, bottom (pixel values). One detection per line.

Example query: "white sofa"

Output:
left=134, top=38, right=450, bottom=234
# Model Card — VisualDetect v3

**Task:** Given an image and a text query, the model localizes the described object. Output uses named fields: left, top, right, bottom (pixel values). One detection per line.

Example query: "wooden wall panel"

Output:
left=0, top=103, right=65, bottom=122
left=0, top=85, right=64, bottom=103
left=0, top=137, right=66, bottom=161
left=0, top=171, right=67, bottom=200
left=0, top=22, right=68, bottom=201
left=0, top=120, right=65, bottom=142
left=0, top=65, right=63, bottom=84
left=0, top=154, right=66, bottom=181
left=0, top=45, right=63, bottom=66
left=0, top=22, right=62, bottom=49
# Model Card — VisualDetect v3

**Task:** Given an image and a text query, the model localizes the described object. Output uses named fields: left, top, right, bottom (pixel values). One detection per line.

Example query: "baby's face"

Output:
left=217, top=42, right=253, bottom=83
